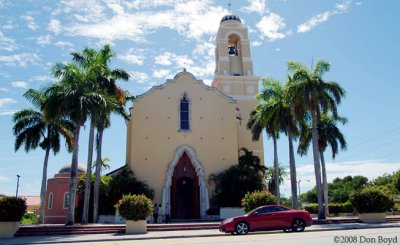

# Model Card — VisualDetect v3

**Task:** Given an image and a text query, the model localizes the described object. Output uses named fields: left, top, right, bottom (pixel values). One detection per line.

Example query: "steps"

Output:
left=15, top=217, right=400, bottom=237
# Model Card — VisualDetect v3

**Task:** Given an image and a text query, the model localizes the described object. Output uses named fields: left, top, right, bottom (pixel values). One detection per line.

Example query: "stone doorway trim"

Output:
left=161, top=144, right=210, bottom=218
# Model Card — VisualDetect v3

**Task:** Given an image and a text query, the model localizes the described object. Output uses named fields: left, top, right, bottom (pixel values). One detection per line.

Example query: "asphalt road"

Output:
left=75, top=228, right=399, bottom=245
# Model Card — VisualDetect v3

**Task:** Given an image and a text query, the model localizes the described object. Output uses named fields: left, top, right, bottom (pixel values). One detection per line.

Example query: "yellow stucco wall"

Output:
left=126, top=72, right=240, bottom=204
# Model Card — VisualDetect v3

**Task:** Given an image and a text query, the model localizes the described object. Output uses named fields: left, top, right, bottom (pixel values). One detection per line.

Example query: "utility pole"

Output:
left=16, top=174, right=21, bottom=198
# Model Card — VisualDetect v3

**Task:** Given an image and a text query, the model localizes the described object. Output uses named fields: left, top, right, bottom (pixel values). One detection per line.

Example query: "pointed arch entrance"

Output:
left=162, top=145, right=209, bottom=219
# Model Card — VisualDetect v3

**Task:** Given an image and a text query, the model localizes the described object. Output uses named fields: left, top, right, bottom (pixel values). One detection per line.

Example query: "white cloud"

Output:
left=21, top=15, right=38, bottom=30
left=251, top=40, right=262, bottom=47
left=36, top=35, right=51, bottom=45
left=241, top=0, right=266, bottom=15
left=47, top=19, right=62, bottom=35
left=58, top=0, right=227, bottom=42
left=129, top=71, right=149, bottom=84
left=0, top=98, right=16, bottom=107
left=29, top=75, right=52, bottom=82
left=155, top=52, right=193, bottom=68
left=119, top=49, right=145, bottom=65
left=11, top=81, right=29, bottom=88
left=0, top=176, right=10, bottom=182
left=297, top=11, right=330, bottom=33
left=3, top=20, right=16, bottom=30
left=275, top=48, right=281, bottom=51
left=281, top=160, right=400, bottom=197
left=297, top=1, right=352, bottom=33
left=0, top=87, right=9, bottom=92
left=54, top=41, right=73, bottom=48
left=256, top=13, right=287, bottom=41
left=152, top=69, right=172, bottom=79
left=0, top=31, right=17, bottom=51
left=0, top=53, right=40, bottom=67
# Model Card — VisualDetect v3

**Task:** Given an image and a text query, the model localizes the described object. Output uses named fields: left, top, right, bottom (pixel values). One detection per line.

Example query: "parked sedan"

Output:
left=219, top=205, right=312, bottom=235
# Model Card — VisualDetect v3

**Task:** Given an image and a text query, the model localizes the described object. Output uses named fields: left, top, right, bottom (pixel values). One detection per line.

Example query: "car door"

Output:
left=269, top=206, right=291, bottom=228
left=249, top=206, right=280, bottom=230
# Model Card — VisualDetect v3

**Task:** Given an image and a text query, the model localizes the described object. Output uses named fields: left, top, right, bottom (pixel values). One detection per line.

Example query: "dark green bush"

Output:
left=115, top=194, right=153, bottom=221
left=0, top=196, right=27, bottom=222
left=21, top=213, right=39, bottom=225
left=350, top=185, right=394, bottom=213
left=209, top=165, right=264, bottom=208
left=241, top=191, right=276, bottom=213
left=304, top=203, right=318, bottom=214
left=328, top=202, right=354, bottom=213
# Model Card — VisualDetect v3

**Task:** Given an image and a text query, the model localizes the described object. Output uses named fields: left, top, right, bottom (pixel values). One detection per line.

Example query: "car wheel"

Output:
left=235, top=222, right=249, bottom=235
left=291, top=218, right=306, bottom=232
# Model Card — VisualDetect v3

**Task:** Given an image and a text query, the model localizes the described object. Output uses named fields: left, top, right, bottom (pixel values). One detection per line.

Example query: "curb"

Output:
left=5, top=222, right=400, bottom=245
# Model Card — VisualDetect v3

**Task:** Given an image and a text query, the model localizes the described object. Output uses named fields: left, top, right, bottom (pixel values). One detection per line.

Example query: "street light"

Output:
left=297, top=179, right=310, bottom=207
left=16, top=175, right=21, bottom=198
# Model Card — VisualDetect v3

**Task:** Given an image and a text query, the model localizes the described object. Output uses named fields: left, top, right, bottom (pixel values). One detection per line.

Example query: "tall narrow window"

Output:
left=180, top=94, right=190, bottom=130
left=48, top=193, right=53, bottom=209
left=63, top=192, right=70, bottom=209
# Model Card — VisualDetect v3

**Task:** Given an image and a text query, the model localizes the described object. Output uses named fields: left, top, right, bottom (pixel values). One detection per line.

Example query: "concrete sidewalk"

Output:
left=1, top=221, right=400, bottom=245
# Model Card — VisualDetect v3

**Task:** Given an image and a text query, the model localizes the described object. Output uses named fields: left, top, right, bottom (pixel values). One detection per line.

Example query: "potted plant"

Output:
left=0, top=196, right=27, bottom=238
left=350, top=185, right=394, bottom=223
left=115, top=194, right=153, bottom=234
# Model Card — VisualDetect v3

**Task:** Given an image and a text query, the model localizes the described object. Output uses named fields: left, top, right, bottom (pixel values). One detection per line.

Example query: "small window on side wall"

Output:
left=48, top=192, right=53, bottom=209
left=180, top=94, right=190, bottom=131
left=63, top=192, right=70, bottom=209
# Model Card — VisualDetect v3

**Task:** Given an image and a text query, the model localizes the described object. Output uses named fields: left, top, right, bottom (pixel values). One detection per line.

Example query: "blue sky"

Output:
left=1, top=0, right=399, bottom=197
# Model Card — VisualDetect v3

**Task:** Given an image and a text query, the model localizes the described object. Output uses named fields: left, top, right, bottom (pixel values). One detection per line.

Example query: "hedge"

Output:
left=0, top=196, right=27, bottom=222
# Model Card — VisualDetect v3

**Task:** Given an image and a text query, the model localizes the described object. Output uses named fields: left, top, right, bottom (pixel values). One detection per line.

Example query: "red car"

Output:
left=219, top=205, right=312, bottom=235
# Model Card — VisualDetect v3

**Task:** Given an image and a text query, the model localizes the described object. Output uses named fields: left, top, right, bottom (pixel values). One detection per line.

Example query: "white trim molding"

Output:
left=161, top=144, right=210, bottom=219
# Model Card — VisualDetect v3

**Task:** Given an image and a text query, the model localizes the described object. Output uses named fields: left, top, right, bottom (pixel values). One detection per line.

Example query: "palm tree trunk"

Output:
left=93, top=128, right=103, bottom=223
left=311, top=110, right=325, bottom=220
left=320, top=149, right=329, bottom=215
left=288, top=127, right=297, bottom=209
left=273, top=136, right=280, bottom=205
left=81, top=119, right=95, bottom=224
left=66, top=126, right=81, bottom=226
left=39, top=146, right=51, bottom=224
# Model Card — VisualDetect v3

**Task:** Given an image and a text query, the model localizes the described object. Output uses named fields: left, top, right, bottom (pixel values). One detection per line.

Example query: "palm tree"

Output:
left=265, top=164, right=287, bottom=195
left=45, top=62, right=108, bottom=225
left=12, top=89, right=74, bottom=224
left=93, top=94, right=130, bottom=223
left=248, top=78, right=287, bottom=205
left=238, top=147, right=266, bottom=176
left=287, top=60, right=345, bottom=219
left=298, top=113, right=347, bottom=214
left=70, top=45, right=130, bottom=224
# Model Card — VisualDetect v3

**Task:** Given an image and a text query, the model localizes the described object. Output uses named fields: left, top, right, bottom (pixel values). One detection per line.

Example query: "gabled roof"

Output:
left=134, top=70, right=236, bottom=104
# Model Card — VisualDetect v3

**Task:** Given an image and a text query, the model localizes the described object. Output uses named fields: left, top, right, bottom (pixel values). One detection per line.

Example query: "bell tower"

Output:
left=212, top=14, right=264, bottom=163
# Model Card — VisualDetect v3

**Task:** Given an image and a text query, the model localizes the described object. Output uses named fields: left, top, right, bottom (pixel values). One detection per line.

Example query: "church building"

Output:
left=125, top=14, right=264, bottom=220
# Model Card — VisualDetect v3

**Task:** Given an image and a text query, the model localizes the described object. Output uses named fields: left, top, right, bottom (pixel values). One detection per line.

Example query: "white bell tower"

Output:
left=212, top=14, right=264, bottom=163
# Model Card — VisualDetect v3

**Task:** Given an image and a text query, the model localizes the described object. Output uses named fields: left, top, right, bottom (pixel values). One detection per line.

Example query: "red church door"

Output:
left=171, top=152, right=199, bottom=219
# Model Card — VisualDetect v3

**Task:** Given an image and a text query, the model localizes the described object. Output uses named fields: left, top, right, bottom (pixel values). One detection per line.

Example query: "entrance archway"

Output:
left=162, top=144, right=209, bottom=219
left=171, top=153, right=199, bottom=219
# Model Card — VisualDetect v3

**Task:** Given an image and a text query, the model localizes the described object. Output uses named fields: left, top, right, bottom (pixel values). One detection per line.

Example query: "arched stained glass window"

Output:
left=180, top=94, right=190, bottom=130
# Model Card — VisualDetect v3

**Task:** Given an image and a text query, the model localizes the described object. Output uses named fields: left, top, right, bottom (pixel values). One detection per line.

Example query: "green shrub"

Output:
left=241, top=191, right=276, bottom=213
left=328, top=202, right=354, bottom=213
left=115, top=194, right=153, bottom=221
left=304, top=203, right=318, bottom=214
left=20, top=213, right=39, bottom=225
left=350, top=185, right=394, bottom=213
left=393, top=203, right=400, bottom=212
left=0, top=196, right=27, bottom=222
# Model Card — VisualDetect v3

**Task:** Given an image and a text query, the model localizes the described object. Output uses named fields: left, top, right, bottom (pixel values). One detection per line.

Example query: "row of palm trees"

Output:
left=12, top=45, right=131, bottom=225
left=247, top=60, right=346, bottom=220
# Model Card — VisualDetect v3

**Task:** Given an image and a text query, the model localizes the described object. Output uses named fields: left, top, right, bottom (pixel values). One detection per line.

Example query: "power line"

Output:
left=349, top=124, right=400, bottom=150
left=337, top=137, right=400, bottom=162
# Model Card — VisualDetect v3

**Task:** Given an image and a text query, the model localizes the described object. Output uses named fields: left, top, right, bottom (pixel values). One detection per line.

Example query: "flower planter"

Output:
left=0, top=221, right=19, bottom=238
left=126, top=220, right=147, bottom=234
left=359, top=213, right=386, bottom=223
